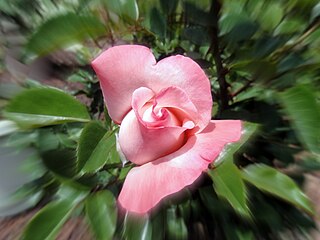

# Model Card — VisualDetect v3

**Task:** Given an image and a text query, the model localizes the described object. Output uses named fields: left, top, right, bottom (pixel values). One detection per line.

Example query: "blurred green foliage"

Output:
left=0, top=0, right=320, bottom=239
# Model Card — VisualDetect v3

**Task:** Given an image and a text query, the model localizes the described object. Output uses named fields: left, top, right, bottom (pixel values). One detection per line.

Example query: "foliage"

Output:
left=0, top=0, right=319, bottom=239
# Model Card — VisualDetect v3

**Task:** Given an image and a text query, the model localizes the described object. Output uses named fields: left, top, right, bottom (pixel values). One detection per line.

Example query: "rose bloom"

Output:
left=92, top=45, right=241, bottom=214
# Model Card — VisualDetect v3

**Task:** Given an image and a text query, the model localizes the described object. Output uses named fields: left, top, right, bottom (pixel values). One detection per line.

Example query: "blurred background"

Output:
left=0, top=0, right=320, bottom=239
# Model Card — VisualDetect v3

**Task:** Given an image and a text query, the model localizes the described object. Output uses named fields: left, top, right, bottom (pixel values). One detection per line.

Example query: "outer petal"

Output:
left=91, top=45, right=212, bottom=127
left=118, top=120, right=242, bottom=214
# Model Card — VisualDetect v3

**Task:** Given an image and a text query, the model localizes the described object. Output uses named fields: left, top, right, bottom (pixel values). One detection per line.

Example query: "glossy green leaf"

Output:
left=41, top=149, right=78, bottom=178
left=104, top=0, right=139, bottom=21
left=26, top=13, right=105, bottom=55
left=279, top=84, right=320, bottom=154
left=209, top=161, right=250, bottom=217
left=21, top=199, right=78, bottom=240
left=4, top=88, right=90, bottom=129
left=122, top=213, right=152, bottom=240
left=85, top=190, right=117, bottom=240
left=242, top=164, right=314, bottom=214
left=214, top=121, right=259, bottom=167
left=77, top=121, right=107, bottom=170
left=81, top=131, right=117, bottom=173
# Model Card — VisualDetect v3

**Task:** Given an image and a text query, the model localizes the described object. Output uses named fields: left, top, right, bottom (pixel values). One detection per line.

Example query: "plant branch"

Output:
left=209, top=0, right=229, bottom=111
left=271, top=21, right=320, bottom=61
left=231, top=79, right=254, bottom=98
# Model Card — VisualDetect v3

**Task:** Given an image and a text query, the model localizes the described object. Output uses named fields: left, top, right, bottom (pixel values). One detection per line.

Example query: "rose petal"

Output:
left=118, top=109, right=186, bottom=165
left=118, top=120, right=242, bottom=214
left=155, top=86, right=199, bottom=126
left=91, top=45, right=212, bottom=126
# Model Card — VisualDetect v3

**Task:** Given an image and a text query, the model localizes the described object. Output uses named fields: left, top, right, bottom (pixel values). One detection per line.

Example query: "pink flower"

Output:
left=92, top=45, right=242, bottom=214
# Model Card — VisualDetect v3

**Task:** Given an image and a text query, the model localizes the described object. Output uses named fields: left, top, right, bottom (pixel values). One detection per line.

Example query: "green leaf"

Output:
left=122, top=213, right=152, bottom=240
left=226, top=21, right=259, bottom=44
left=214, top=122, right=259, bottom=167
left=26, top=13, right=105, bottom=56
left=183, top=2, right=213, bottom=26
left=41, top=149, right=78, bottom=178
left=310, top=2, right=320, bottom=23
left=241, top=164, right=314, bottom=214
left=104, top=0, right=139, bottom=21
left=149, top=7, right=167, bottom=39
left=160, top=0, right=179, bottom=15
left=85, top=190, right=117, bottom=240
left=253, top=36, right=286, bottom=59
left=38, top=129, right=60, bottom=152
left=81, top=129, right=117, bottom=173
left=4, top=88, right=90, bottom=129
left=274, top=19, right=305, bottom=35
left=0, top=120, right=18, bottom=137
left=183, top=26, right=210, bottom=45
left=209, top=161, right=250, bottom=217
left=258, top=2, right=284, bottom=30
left=77, top=121, right=107, bottom=170
left=21, top=199, right=78, bottom=240
left=279, top=84, right=320, bottom=154
left=166, top=206, right=188, bottom=240
left=219, top=13, right=251, bottom=36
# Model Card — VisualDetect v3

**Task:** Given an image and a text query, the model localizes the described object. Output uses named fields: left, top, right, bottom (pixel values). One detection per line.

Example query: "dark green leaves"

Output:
left=280, top=84, right=320, bottom=154
left=160, top=0, right=179, bottom=15
left=77, top=122, right=119, bottom=173
left=150, top=7, right=167, bottom=39
left=41, top=149, right=78, bottom=178
left=4, top=88, right=90, bottom=128
left=166, top=206, right=188, bottom=240
left=22, top=199, right=78, bottom=240
left=26, top=13, right=105, bottom=56
left=85, top=190, right=117, bottom=240
left=209, top=161, right=250, bottom=217
left=242, top=164, right=314, bottom=214
left=226, top=21, right=259, bottom=44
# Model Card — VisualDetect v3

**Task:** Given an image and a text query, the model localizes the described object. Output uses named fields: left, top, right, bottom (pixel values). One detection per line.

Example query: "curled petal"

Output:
left=118, top=120, right=242, bottom=214
left=92, top=45, right=212, bottom=126
left=118, top=109, right=186, bottom=165
left=155, top=86, right=199, bottom=127
left=131, top=87, right=181, bottom=128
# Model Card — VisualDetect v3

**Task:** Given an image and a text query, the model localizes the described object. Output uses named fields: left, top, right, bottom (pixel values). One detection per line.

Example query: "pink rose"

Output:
left=92, top=45, right=242, bottom=214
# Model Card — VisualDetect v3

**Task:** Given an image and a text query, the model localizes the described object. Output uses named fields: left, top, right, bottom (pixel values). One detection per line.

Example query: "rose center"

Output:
left=141, top=103, right=181, bottom=128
